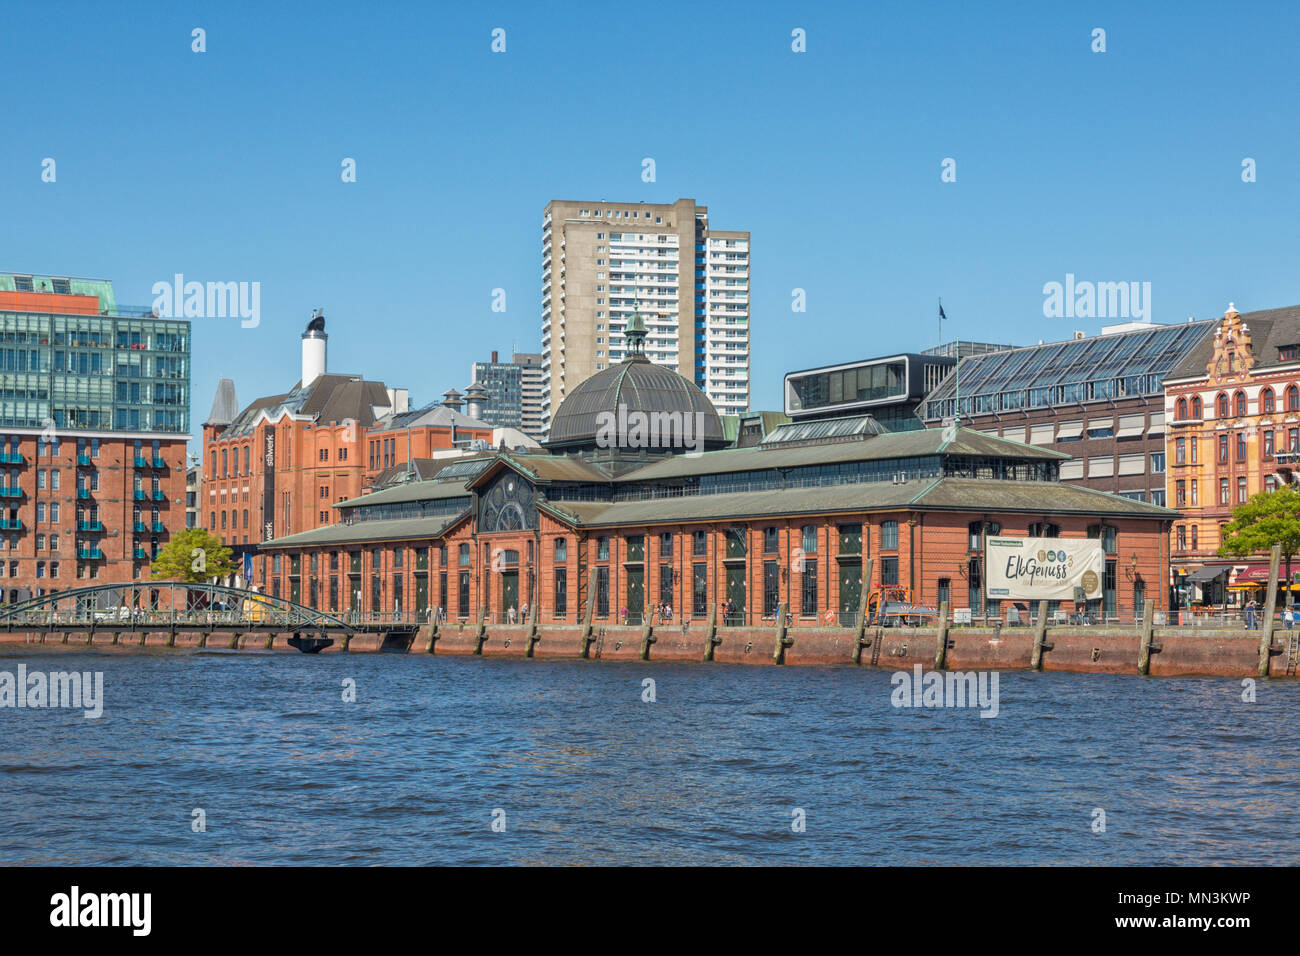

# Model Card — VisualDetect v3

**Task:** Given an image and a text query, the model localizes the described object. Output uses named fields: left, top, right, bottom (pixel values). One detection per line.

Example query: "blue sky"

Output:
left=3, top=0, right=1299, bottom=450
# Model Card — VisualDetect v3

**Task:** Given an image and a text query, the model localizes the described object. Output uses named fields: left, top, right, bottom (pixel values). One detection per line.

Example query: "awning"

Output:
left=1232, top=564, right=1288, bottom=584
left=1116, top=414, right=1145, bottom=438
left=1057, top=421, right=1084, bottom=440
left=1183, top=566, right=1228, bottom=583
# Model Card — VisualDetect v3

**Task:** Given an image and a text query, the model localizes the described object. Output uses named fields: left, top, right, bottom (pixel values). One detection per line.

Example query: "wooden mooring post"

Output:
left=1030, top=600, right=1050, bottom=671
left=772, top=602, right=791, bottom=664
left=1136, top=599, right=1158, bottom=675
left=1258, top=543, right=1282, bottom=677
left=933, top=601, right=950, bottom=669
left=851, top=558, right=875, bottom=664
left=579, top=568, right=597, bottom=658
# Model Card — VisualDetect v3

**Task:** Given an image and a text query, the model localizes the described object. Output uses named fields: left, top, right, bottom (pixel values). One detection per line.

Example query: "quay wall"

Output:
left=3, top=621, right=1294, bottom=677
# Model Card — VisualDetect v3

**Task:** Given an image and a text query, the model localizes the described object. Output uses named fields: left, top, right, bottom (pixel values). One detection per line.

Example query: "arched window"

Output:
left=1289, top=385, right=1300, bottom=411
left=1235, top=391, right=1247, bottom=417
left=1262, top=388, right=1275, bottom=413
left=1217, top=393, right=1229, bottom=418
left=1191, top=396, right=1202, bottom=418
left=1177, top=397, right=1188, bottom=420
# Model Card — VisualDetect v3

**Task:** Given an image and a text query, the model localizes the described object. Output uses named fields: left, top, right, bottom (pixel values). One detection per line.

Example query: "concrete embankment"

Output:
left=6, top=619, right=1296, bottom=677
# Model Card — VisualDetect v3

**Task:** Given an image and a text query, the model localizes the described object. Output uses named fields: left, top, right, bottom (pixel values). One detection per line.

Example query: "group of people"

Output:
left=1241, top=599, right=1296, bottom=629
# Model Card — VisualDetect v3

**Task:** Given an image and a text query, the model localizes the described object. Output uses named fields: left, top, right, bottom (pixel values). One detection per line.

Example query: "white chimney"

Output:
left=386, top=387, right=409, bottom=414
left=301, top=310, right=328, bottom=387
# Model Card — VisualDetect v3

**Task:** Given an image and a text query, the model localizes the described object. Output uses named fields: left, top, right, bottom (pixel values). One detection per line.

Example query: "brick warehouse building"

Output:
left=1162, top=302, right=1300, bottom=605
left=0, top=272, right=190, bottom=600
left=921, top=319, right=1216, bottom=505
left=203, top=314, right=493, bottom=549
left=256, top=313, right=1175, bottom=625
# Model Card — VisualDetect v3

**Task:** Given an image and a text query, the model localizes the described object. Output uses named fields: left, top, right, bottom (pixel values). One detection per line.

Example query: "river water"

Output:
left=1, top=647, right=1297, bottom=865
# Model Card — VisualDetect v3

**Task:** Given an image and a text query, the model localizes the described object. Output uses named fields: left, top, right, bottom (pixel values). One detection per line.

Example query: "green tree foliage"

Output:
left=150, top=528, right=236, bottom=582
left=1218, top=485, right=1300, bottom=590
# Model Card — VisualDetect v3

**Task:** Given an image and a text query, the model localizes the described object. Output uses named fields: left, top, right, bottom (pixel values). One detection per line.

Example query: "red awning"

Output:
left=1233, top=565, right=1279, bottom=584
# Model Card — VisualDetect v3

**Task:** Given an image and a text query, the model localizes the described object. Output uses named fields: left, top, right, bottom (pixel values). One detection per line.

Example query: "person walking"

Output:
left=1244, top=599, right=1257, bottom=630
left=1285, top=605, right=1295, bottom=630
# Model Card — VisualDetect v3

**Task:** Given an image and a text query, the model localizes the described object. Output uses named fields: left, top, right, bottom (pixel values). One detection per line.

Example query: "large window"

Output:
left=763, top=561, right=780, bottom=617
left=881, top=556, right=899, bottom=586
left=693, top=530, right=707, bottom=556
left=692, top=563, right=708, bottom=616
left=554, top=568, right=567, bottom=618
left=881, top=520, right=898, bottom=551
left=595, top=566, right=609, bottom=618
left=800, top=524, right=818, bottom=554
left=800, top=559, right=819, bottom=616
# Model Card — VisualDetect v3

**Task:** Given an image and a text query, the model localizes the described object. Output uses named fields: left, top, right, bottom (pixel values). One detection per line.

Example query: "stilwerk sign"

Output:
left=985, top=537, right=1104, bottom=602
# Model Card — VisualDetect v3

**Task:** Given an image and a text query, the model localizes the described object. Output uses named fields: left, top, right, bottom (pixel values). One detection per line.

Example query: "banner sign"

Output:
left=986, top=537, right=1104, bottom=602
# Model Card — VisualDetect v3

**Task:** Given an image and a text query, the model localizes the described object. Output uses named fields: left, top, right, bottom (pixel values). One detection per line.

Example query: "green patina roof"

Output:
left=261, top=511, right=469, bottom=549
left=612, top=426, right=1066, bottom=482
left=546, top=477, right=1176, bottom=527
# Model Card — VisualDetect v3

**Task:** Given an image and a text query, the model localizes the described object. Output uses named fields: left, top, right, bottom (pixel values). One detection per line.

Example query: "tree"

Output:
left=1217, top=485, right=1300, bottom=601
left=150, top=528, right=237, bottom=583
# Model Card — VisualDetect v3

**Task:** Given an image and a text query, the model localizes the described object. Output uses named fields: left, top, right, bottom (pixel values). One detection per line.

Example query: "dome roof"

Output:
left=547, top=354, right=727, bottom=453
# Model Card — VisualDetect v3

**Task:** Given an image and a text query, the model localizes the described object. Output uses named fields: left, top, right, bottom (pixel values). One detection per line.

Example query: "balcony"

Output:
left=133, top=456, right=149, bottom=468
left=77, top=455, right=93, bottom=467
left=77, top=547, right=104, bottom=560
left=77, top=520, right=104, bottom=532
left=133, top=489, right=147, bottom=500
left=76, top=488, right=91, bottom=499
left=151, top=490, right=166, bottom=501
left=152, top=457, right=167, bottom=469
left=133, top=521, right=147, bottom=532
left=133, top=547, right=149, bottom=560
left=0, top=519, right=22, bottom=531
left=0, top=487, right=23, bottom=498
left=0, top=452, right=23, bottom=465
left=151, top=521, right=165, bottom=533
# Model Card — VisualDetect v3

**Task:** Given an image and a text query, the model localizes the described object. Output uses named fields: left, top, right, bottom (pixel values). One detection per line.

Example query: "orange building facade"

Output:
left=1163, top=303, right=1300, bottom=603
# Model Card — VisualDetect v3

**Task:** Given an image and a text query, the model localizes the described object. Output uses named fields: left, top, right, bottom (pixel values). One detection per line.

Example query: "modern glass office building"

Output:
left=0, top=271, right=192, bottom=599
left=784, top=353, right=957, bottom=431
left=0, top=273, right=189, bottom=432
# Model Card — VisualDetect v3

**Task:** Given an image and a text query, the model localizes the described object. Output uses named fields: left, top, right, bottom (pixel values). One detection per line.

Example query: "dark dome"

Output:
left=547, top=354, right=727, bottom=453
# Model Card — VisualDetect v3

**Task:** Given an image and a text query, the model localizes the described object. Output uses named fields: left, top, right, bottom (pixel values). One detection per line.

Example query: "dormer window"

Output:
left=1280, top=344, right=1300, bottom=362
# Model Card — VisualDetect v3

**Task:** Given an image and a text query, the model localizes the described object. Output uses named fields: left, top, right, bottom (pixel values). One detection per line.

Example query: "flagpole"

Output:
left=939, top=298, right=959, bottom=427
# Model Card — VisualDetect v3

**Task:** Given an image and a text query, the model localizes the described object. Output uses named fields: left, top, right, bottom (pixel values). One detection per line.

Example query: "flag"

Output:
left=939, top=302, right=947, bottom=321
